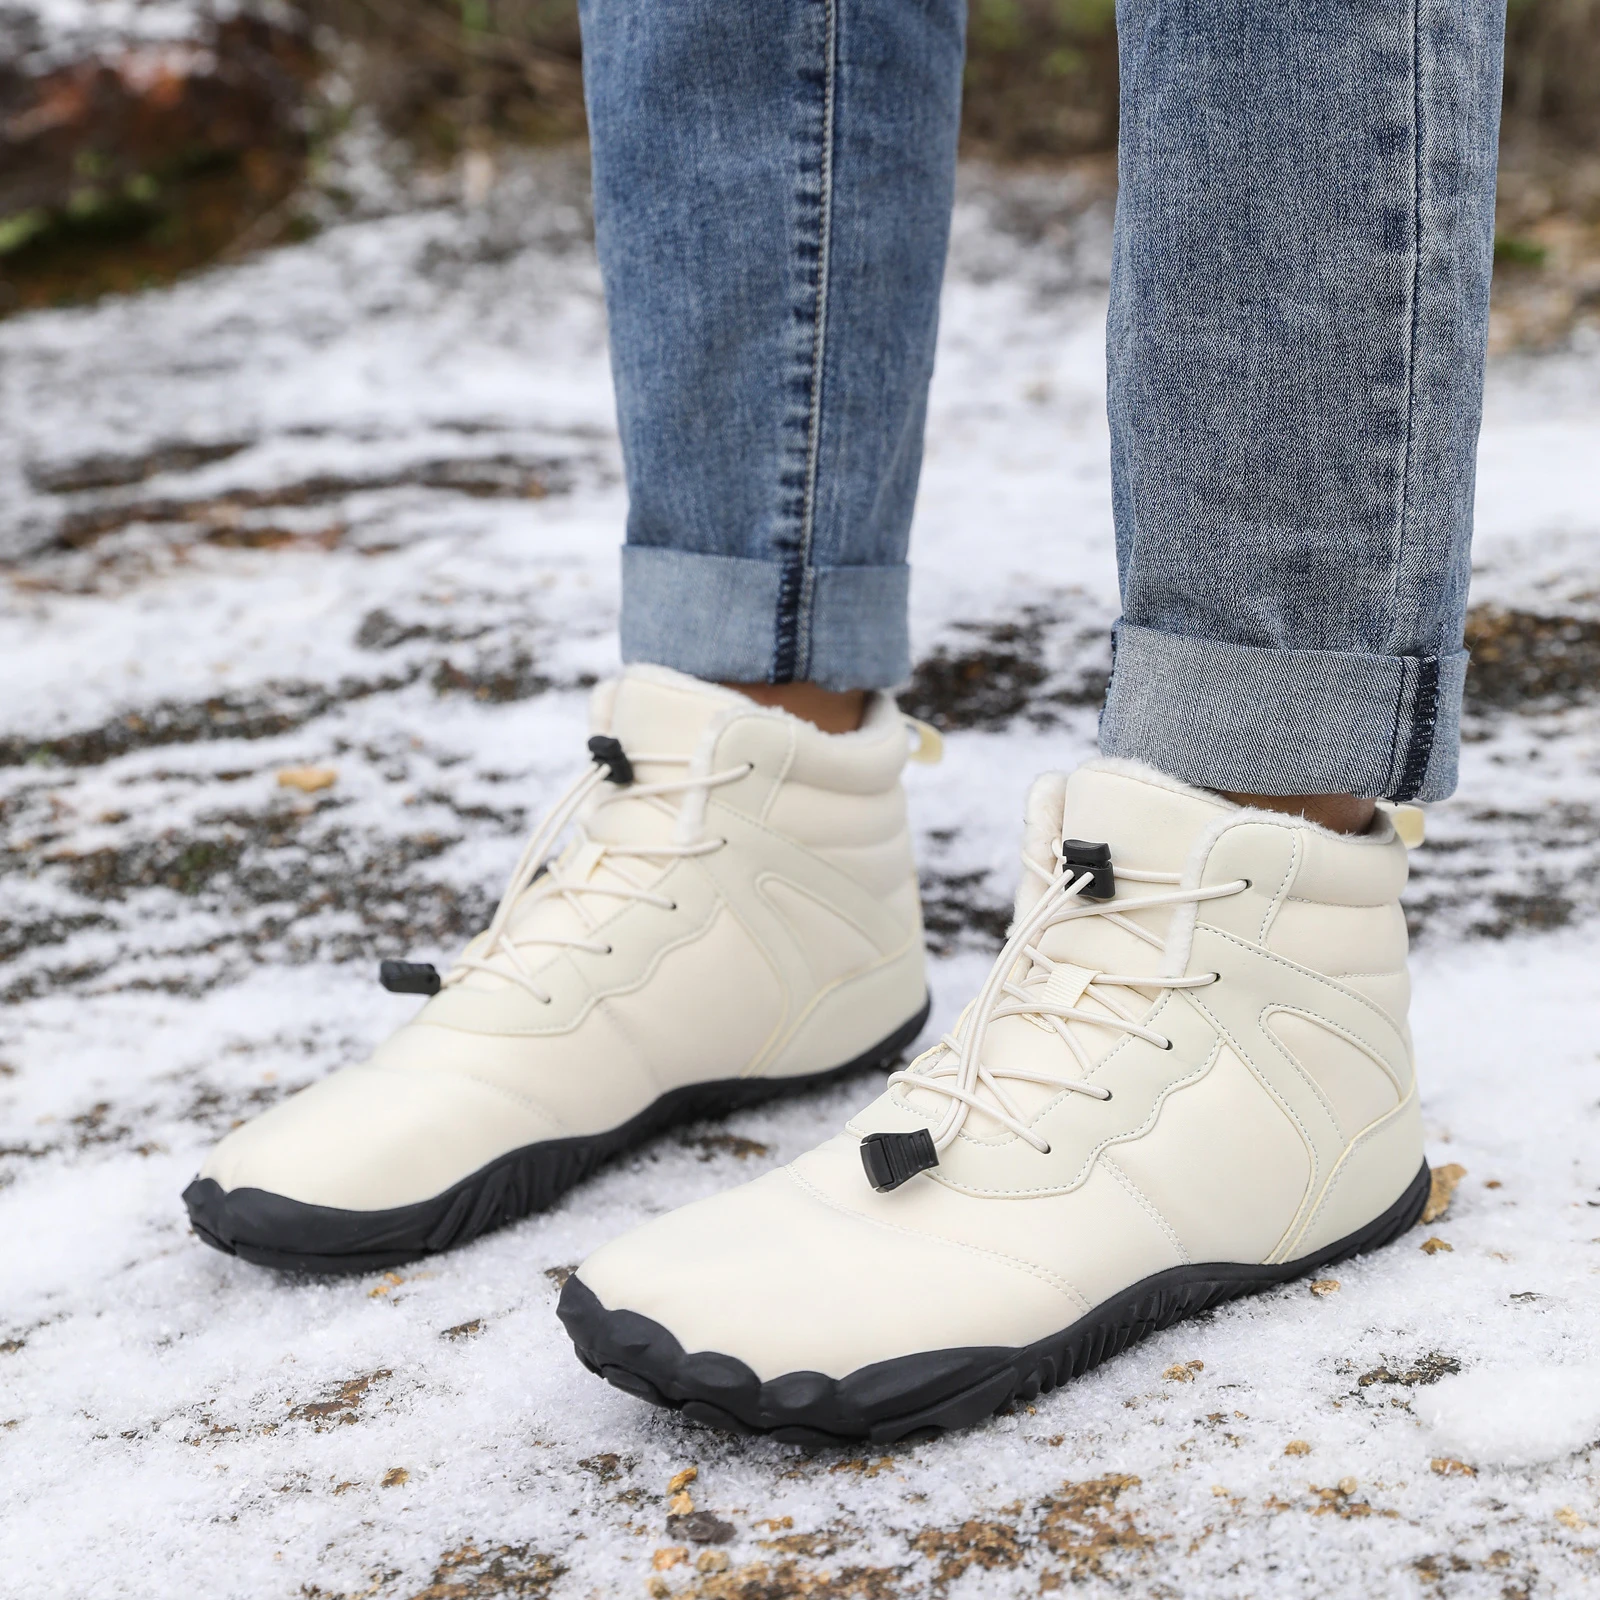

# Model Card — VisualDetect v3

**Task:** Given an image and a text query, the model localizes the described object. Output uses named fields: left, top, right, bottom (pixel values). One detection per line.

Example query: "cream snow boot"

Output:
left=560, top=758, right=1431, bottom=1441
left=183, top=666, right=934, bottom=1272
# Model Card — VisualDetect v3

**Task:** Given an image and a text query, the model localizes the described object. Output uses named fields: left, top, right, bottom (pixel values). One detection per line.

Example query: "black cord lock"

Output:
left=587, top=735, right=634, bottom=785
left=860, top=1129, right=940, bottom=1192
left=1060, top=839, right=1115, bottom=899
left=380, top=960, right=441, bottom=995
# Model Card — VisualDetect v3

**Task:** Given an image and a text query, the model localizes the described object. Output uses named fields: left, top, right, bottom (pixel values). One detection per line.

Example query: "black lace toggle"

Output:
left=587, top=735, right=634, bottom=785
left=380, top=960, right=441, bottom=995
left=860, top=1129, right=940, bottom=1192
left=1060, top=838, right=1114, bottom=899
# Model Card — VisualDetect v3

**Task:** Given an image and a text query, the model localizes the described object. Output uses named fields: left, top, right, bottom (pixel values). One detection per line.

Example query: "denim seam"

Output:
left=1391, top=0, right=1425, bottom=657
left=1393, top=654, right=1440, bottom=802
left=1385, top=654, right=1412, bottom=797
left=775, top=0, right=838, bottom=684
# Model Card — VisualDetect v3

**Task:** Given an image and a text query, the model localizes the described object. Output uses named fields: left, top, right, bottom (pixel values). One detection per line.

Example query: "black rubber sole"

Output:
left=557, top=1158, right=1433, bottom=1445
left=182, top=997, right=931, bottom=1275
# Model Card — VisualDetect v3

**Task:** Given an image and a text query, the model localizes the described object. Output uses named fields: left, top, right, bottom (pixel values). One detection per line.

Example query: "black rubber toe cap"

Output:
left=181, top=1176, right=449, bottom=1274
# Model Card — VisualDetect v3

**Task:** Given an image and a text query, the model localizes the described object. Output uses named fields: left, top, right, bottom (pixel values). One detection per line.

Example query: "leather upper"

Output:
left=576, top=759, right=1425, bottom=1380
left=198, top=667, right=928, bottom=1210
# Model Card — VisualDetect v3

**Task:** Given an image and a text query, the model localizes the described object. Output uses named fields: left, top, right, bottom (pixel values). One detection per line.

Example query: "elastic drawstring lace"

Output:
left=443, top=751, right=752, bottom=1004
left=887, top=842, right=1249, bottom=1155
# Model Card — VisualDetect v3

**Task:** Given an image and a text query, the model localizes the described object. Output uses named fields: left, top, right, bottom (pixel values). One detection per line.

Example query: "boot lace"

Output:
left=443, top=745, right=752, bottom=1004
left=888, top=841, right=1248, bottom=1155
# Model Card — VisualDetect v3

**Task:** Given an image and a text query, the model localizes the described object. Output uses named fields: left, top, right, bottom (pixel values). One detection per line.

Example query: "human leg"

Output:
left=1101, top=0, right=1505, bottom=805
left=582, top=0, right=965, bottom=693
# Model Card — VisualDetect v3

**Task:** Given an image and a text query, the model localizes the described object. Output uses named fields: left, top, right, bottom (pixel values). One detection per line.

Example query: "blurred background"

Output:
left=1, top=0, right=1597, bottom=347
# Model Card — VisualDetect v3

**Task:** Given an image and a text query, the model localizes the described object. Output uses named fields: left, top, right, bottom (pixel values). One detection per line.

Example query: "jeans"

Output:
left=579, top=0, right=1506, bottom=803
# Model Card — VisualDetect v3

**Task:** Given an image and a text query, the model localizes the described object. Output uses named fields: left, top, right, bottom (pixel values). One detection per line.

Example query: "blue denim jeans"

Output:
left=580, top=0, right=1505, bottom=802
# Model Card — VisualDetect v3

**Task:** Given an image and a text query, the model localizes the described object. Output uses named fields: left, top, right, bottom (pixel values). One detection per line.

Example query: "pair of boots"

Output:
left=185, top=666, right=1431, bottom=1443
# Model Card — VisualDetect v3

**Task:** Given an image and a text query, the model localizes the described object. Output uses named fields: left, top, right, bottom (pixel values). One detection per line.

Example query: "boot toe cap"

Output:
left=197, top=1063, right=560, bottom=1212
left=572, top=1163, right=1079, bottom=1384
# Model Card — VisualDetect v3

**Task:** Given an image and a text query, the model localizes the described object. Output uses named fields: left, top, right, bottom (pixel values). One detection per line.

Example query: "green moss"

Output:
left=0, top=210, right=50, bottom=256
left=1494, top=233, right=1549, bottom=268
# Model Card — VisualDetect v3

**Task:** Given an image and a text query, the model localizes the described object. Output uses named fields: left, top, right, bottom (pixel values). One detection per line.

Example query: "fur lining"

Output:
left=1084, top=755, right=1401, bottom=849
left=587, top=676, right=620, bottom=735
left=1011, top=771, right=1071, bottom=924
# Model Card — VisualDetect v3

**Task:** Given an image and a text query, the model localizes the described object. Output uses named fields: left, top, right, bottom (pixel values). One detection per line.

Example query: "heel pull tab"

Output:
left=860, top=1129, right=939, bottom=1192
left=1378, top=802, right=1426, bottom=847
left=904, top=716, right=944, bottom=765
left=587, top=735, right=634, bottom=785
left=380, top=960, right=441, bottom=995
left=1060, top=839, right=1115, bottom=899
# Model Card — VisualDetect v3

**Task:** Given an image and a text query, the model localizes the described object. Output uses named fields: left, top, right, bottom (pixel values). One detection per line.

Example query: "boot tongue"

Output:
left=601, top=666, right=748, bottom=774
left=1014, top=761, right=1233, bottom=922
left=462, top=668, right=749, bottom=990
left=901, top=762, right=1235, bottom=1136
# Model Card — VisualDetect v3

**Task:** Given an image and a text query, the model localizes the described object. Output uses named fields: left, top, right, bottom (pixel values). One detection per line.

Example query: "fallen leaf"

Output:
left=367, top=1271, right=404, bottom=1298
left=667, top=1491, right=694, bottom=1515
left=1284, top=1440, right=1312, bottom=1457
left=696, top=1550, right=731, bottom=1574
left=667, top=1466, right=698, bottom=1494
left=1337, top=1476, right=1358, bottom=1496
left=1309, top=1279, right=1340, bottom=1296
left=1556, top=1506, right=1588, bottom=1530
left=651, top=1547, right=687, bottom=1571
left=1419, top=1237, right=1454, bottom=1255
left=276, top=765, right=337, bottom=793
left=1431, top=1458, right=1477, bottom=1478
left=1421, top=1163, right=1467, bottom=1224
left=380, top=1467, right=408, bottom=1488
left=1163, top=1361, right=1204, bottom=1382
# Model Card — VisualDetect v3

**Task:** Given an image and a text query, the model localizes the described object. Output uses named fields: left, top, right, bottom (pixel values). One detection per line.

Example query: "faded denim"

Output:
left=580, top=0, right=1505, bottom=801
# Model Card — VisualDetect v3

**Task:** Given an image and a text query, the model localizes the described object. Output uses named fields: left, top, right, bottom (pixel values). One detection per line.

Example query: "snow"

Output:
left=2, top=151, right=1600, bottom=1598
left=1416, top=1367, right=1600, bottom=1471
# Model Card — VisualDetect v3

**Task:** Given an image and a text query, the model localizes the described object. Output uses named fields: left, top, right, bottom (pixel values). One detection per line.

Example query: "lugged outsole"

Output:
left=182, top=998, right=931, bottom=1275
left=557, top=1158, right=1433, bottom=1444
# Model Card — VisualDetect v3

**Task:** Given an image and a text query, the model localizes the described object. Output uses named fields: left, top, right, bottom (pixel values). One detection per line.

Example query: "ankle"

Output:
left=1217, top=791, right=1378, bottom=835
left=724, top=681, right=867, bottom=734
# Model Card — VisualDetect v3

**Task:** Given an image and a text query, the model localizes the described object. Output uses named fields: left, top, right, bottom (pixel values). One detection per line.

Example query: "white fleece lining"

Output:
left=1011, top=771, right=1071, bottom=925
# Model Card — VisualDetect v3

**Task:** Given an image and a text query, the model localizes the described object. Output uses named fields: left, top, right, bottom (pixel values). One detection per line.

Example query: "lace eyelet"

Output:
left=600, top=944, right=613, bottom=955
left=1100, top=1090, right=1114, bottom=1102
left=1240, top=878, right=1253, bottom=889
left=666, top=901, right=678, bottom=911
left=1040, top=1143, right=1052, bottom=1155
left=1159, top=1038, right=1174, bottom=1051
left=1207, top=971, right=1221, bottom=984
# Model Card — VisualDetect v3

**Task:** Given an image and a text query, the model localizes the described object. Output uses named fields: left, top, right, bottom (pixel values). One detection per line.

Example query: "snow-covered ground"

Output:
left=2, top=153, right=1599, bottom=1599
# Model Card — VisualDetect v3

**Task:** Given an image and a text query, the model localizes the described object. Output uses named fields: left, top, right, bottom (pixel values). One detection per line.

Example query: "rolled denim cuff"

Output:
left=1099, top=621, right=1468, bottom=802
left=620, top=545, right=911, bottom=691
